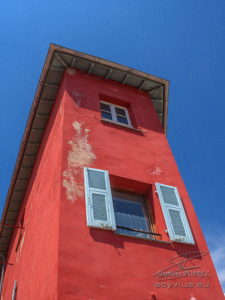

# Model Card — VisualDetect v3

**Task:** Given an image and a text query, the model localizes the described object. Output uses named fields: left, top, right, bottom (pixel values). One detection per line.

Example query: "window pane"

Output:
left=115, top=107, right=126, bottom=116
left=116, top=115, right=128, bottom=124
left=112, top=192, right=152, bottom=239
left=101, top=111, right=112, bottom=120
left=100, top=103, right=111, bottom=112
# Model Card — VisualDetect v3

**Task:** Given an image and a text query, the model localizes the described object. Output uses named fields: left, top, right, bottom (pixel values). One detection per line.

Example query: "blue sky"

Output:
left=0, top=0, right=224, bottom=292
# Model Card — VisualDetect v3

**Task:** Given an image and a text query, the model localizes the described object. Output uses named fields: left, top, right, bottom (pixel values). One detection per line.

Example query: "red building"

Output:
left=0, top=44, right=223, bottom=299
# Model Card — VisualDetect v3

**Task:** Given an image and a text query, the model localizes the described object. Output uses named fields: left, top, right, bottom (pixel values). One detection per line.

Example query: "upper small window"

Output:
left=100, top=101, right=132, bottom=127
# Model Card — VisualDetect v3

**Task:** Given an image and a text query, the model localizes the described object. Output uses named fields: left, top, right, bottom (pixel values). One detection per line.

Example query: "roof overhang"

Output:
left=0, top=43, right=169, bottom=257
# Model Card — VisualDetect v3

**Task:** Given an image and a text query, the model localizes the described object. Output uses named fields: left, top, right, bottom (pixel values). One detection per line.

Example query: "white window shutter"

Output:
left=155, top=183, right=195, bottom=244
left=84, top=167, right=116, bottom=230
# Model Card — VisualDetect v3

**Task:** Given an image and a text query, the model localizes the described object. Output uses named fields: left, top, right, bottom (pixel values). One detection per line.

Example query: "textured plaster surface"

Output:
left=57, top=71, right=224, bottom=300
left=63, top=121, right=96, bottom=203
left=2, top=70, right=223, bottom=300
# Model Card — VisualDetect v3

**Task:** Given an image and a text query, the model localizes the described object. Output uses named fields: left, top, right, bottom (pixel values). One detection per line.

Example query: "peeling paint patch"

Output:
left=62, top=171, right=83, bottom=203
left=68, top=121, right=96, bottom=168
left=62, top=121, right=96, bottom=203
left=150, top=167, right=162, bottom=176
left=72, top=121, right=82, bottom=135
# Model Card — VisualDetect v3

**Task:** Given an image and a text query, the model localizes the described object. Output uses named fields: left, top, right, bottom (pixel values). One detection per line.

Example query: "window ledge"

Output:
left=115, top=231, right=171, bottom=244
left=101, top=118, right=143, bottom=133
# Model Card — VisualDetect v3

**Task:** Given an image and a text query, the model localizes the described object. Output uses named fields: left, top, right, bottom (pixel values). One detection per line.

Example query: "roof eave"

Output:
left=0, top=43, right=169, bottom=257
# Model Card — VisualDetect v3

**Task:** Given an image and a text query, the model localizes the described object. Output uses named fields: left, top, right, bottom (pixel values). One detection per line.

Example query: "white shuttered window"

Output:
left=84, top=167, right=116, bottom=230
left=156, top=183, right=195, bottom=244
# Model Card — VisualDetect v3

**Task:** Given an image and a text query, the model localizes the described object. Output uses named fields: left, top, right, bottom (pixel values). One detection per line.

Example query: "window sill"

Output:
left=101, top=118, right=143, bottom=133
left=115, top=230, right=171, bottom=244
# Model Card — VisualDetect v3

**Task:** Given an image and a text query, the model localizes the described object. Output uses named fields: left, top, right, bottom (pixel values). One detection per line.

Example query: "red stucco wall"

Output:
left=2, top=69, right=224, bottom=300
left=1, top=88, right=63, bottom=299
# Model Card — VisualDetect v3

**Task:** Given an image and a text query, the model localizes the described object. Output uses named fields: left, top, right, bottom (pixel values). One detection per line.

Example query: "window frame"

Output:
left=84, top=167, right=194, bottom=245
left=112, top=189, right=156, bottom=240
left=100, top=101, right=132, bottom=127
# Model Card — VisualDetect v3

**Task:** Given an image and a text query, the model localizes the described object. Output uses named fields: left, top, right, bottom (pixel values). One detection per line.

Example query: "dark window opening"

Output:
left=112, top=190, right=155, bottom=239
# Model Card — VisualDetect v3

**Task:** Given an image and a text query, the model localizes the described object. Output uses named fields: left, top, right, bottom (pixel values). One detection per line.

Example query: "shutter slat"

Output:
left=92, top=193, right=107, bottom=221
left=168, top=209, right=186, bottom=236
left=88, top=170, right=106, bottom=189
left=156, top=183, right=194, bottom=244
left=160, top=186, right=179, bottom=206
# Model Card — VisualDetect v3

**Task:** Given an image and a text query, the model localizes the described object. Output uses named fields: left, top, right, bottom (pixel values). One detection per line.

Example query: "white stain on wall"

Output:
left=150, top=167, right=162, bottom=176
left=63, top=121, right=96, bottom=203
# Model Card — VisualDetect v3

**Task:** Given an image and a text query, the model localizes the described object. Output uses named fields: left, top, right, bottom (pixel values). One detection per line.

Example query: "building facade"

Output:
left=0, top=44, right=223, bottom=299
